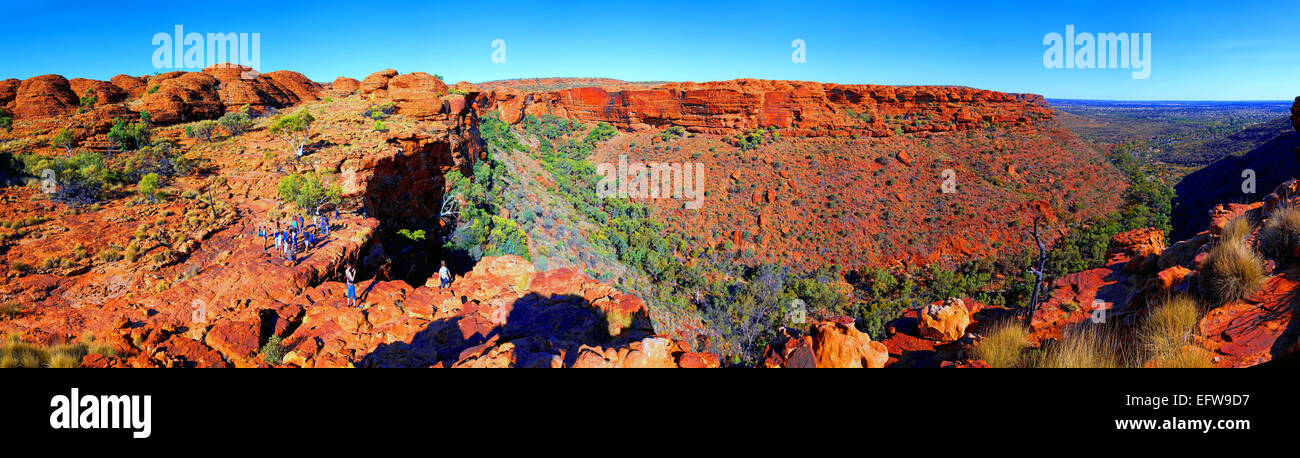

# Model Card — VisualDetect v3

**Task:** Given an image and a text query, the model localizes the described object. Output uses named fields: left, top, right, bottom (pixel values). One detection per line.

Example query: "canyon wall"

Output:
left=472, top=79, right=1054, bottom=137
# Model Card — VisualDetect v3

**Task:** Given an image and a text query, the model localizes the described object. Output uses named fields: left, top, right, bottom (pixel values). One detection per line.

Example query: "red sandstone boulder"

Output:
left=138, top=72, right=225, bottom=124
left=332, top=76, right=361, bottom=94
left=1156, top=265, right=1192, bottom=291
left=387, top=72, right=449, bottom=118
left=359, top=69, right=398, bottom=97
left=810, top=317, right=889, bottom=368
left=14, top=74, right=78, bottom=118
left=110, top=74, right=149, bottom=98
left=68, top=78, right=128, bottom=107
left=1108, top=227, right=1166, bottom=272
left=917, top=298, right=972, bottom=342
left=204, top=317, right=262, bottom=367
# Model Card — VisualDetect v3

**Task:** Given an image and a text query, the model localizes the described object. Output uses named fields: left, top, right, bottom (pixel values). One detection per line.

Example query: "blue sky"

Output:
left=1, top=0, right=1296, bottom=100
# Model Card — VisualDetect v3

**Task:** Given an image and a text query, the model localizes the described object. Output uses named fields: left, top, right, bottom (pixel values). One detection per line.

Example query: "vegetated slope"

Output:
left=589, top=120, right=1125, bottom=272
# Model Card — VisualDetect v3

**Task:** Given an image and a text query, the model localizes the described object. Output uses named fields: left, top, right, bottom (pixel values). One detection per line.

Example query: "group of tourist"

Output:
left=257, top=212, right=332, bottom=265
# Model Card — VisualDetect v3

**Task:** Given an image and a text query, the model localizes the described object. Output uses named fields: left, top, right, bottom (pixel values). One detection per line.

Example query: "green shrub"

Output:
left=79, top=89, right=97, bottom=108
left=260, top=335, right=285, bottom=364
left=52, top=128, right=75, bottom=152
left=107, top=117, right=150, bottom=150
left=184, top=120, right=218, bottom=142
left=138, top=172, right=161, bottom=202
left=217, top=105, right=254, bottom=136
left=277, top=172, right=340, bottom=214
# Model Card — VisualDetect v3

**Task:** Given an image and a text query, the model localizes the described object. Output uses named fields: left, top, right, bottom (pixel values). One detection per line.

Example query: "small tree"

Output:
left=138, top=173, right=160, bottom=203
left=217, top=105, right=254, bottom=136
left=1023, top=215, right=1050, bottom=327
left=269, top=110, right=315, bottom=157
left=107, top=117, right=150, bottom=150
left=52, top=128, right=75, bottom=152
left=0, top=109, right=11, bottom=132
left=79, top=89, right=98, bottom=110
left=277, top=173, right=341, bottom=214
left=185, top=120, right=218, bottom=143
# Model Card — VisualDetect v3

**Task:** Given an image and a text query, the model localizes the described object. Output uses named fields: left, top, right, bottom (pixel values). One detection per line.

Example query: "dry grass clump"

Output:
left=1138, top=295, right=1203, bottom=363
left=1030, top=326, right=1127, bottom=368
left=1202, top=236, right=1267, bottom=305
left=0, top=335, right=115, bottom=368
left=1148, top=346, right=1215, bottom=368
left=972, top=320, right=1030, bottom=368
left=1220, top=215, right=1253, bottom=243
left=1258, top=205, right=1300, bottom=261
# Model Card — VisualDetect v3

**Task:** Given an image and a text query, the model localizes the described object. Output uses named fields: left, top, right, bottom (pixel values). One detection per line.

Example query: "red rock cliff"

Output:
left=474, top=79, right=1053, bottom=137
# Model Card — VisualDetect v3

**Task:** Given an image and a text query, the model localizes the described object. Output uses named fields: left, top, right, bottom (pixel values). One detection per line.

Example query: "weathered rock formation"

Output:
left=474, top=79, right=1053, bottom=137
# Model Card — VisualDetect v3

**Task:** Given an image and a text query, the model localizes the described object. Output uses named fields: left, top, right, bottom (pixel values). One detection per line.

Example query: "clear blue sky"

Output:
left=1, top=0, right=1295, bottom=100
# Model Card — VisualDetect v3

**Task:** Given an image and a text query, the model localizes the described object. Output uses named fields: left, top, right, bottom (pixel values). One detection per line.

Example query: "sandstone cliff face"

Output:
left=475, top=79, right=1053, bottom=137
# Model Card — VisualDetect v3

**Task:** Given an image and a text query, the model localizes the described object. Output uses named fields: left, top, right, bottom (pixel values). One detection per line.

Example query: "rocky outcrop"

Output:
left=0, top=78, right=19, bottom=111
left=359, top=69, right=398, bottom=98
left=354, top=70, right=465, bottom=119
left=13, top=74, right=78, bottom=119
left=917, top=298, right=973, bottom=341
left=386, top=72, right=449, bottom=118
left=67, top=78, right=128, bottom=107
left=760, top=317, right=889, bottom=368
left=138, top=71, right=225, bottom=124
left=475, top=79, right=1053, bottom=137
left=200, top=64, right=321, bottom=113
left=331, top=77, right=361, bottom=94
left=109, top=74, right=148, bottom=98
left=273, top=255, right=715, bottom=368
left=338, top=127, right=480, bottom=230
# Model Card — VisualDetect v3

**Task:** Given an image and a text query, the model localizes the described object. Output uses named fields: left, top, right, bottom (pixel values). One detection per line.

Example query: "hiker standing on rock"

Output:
left=345, top=264, right=357, bottom=307
left=438, top=260, right=452, bottom=289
